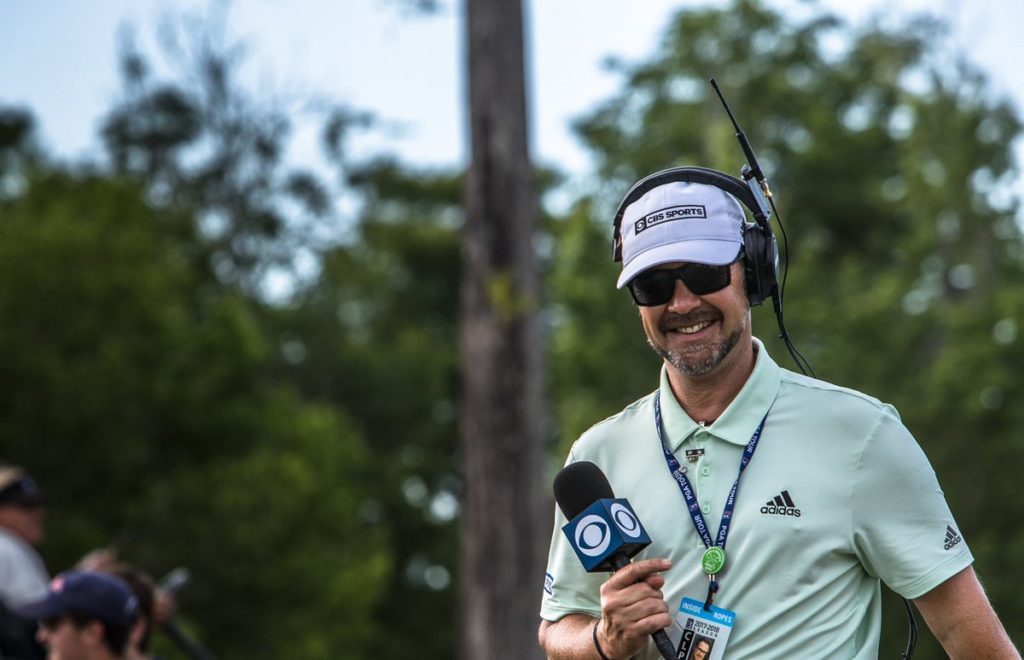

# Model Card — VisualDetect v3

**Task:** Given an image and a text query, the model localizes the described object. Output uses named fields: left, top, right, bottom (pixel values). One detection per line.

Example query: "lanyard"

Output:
left=654, top=392, right=767, bottom=609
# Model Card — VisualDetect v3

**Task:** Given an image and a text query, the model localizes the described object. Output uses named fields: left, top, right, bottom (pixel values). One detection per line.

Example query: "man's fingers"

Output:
left=598, top=556, right=673, bottom=657
left=605, top=557, right=671, bottom=589
left=614, top=592, right=670, bottom=624
left=626, top=609, right=673, bottom=636
left=643, top=573, right=666, bottom=590
left=598, top=595, right=673, bottom=657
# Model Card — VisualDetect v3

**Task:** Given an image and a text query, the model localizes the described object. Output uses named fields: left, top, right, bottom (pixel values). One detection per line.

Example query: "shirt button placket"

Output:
left=695, top=431, right=711, bottom=515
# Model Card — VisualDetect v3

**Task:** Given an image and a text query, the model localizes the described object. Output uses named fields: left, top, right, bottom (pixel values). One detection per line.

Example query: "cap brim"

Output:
left=616, top=239, right=740, bottom=288
left=15, top=594, right=63, bottom=621
left=0, top=493, right=48, bottom=507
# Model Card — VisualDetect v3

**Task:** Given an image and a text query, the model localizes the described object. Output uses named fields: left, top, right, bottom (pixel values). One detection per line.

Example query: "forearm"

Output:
left=538, top=615, right=603, bottom=660
left=915, top=567, right=1020, bottom=660
left=931, top=608, right=1019, bottom=659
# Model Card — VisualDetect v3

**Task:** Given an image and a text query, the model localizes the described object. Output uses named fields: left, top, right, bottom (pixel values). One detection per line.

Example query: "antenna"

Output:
left=709, top=78, right=774, bottom=230
left=708, top=77, right=816, bottom=379
left=709, top=78, right=770, bottom=196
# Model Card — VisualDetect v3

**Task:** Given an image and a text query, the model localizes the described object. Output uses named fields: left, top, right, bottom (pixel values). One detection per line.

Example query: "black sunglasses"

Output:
left=627, top=262, right=733, bottom=306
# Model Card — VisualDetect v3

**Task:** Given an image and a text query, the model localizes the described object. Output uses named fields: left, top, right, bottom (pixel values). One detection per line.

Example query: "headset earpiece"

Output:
left=742, top=221, right=778, bottom=307
left=612, top=166, right=778, bottom=307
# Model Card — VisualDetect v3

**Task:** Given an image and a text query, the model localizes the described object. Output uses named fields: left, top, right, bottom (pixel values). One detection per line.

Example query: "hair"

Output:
left=65, top=611, right=132, bottom=656
left=105, top=564, right=156, bottom=651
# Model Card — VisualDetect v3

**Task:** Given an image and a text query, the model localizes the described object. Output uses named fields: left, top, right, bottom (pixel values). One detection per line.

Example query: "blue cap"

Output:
left=17, top=571, right=138, bottom=627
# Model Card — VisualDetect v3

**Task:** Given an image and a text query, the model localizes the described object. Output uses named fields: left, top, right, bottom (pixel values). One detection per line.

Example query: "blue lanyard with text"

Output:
left=654, top=391, right=767, bottom=609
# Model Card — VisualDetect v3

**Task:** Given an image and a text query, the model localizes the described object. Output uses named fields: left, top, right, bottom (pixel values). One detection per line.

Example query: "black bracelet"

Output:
left=592, top=618, right=612, bottom=660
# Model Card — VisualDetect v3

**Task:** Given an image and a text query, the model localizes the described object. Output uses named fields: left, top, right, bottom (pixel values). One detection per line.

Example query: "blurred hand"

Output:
left=153, top=589, right=177, bottom=625
left=77, top=546, right=118, bottom=571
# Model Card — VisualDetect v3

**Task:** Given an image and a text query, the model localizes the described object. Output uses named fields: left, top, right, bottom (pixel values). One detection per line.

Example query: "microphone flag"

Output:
left=561, top=498, right=652, bottom=572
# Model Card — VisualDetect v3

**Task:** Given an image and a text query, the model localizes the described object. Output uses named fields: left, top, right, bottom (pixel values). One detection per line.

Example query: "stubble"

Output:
left=646, top=313, right=746, bottom=376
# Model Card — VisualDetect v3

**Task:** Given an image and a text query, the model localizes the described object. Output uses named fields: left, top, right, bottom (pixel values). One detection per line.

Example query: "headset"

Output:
left=611, top=165, right=779, bottom=309
left=611, top=78, right=816, bottom=378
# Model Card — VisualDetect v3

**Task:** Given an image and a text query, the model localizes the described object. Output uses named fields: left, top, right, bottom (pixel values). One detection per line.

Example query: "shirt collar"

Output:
left=657, top=337, right=782, bottom=451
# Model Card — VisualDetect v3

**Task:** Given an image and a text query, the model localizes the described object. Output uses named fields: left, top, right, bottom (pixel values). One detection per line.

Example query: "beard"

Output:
left=647, top=311, right=746, bottom=377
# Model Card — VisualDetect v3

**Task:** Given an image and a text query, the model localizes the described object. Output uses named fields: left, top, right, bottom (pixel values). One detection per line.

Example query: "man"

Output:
left=18, top=571, right=138, bottom=660
left=538, top=175, right=1019, bottom=658
left=0, top=466, right=50, bottom=659
left=0, top=467, right=50, bottom=608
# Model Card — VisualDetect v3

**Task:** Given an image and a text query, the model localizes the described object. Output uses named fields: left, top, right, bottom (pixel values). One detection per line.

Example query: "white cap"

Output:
left=616, top=181, right=745, bottom=288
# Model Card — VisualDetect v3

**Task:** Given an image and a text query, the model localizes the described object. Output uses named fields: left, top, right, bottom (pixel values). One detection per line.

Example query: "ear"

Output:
left=83, top=620, right=106, bottom=648
left=130, top=617, right=147, bottom=646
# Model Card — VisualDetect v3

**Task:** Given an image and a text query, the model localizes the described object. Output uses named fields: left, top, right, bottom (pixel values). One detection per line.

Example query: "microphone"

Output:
left=553, top=461, right=677, bottom=660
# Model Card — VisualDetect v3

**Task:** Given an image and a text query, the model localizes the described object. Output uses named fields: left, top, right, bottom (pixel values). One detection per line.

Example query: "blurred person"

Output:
left=0, top=467, right=49, bottom=607
left=0, top=466, right=50, bottom=659
left=76, top=550, right=176, bottom=660
left=18, top=571, right=137, bottom=660
left=537, top=167, right=1019, bottom=658
left=76, top=551, right=213, bottom=660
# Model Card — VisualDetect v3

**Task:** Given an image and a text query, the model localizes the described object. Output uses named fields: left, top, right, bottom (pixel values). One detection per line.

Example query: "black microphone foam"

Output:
left=553, top=461, right=613, bottom=520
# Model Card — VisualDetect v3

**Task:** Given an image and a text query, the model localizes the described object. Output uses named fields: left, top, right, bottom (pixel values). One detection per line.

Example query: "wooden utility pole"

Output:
left=459, top=0, right=545, bottom=658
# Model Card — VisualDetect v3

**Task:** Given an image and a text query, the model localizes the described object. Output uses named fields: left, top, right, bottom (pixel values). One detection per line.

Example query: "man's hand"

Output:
left=596, top=558, right=673, bottom=659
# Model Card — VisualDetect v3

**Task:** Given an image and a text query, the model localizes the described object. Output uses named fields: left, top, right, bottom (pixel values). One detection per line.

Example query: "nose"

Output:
left=665, top=278, right=702, bottom=313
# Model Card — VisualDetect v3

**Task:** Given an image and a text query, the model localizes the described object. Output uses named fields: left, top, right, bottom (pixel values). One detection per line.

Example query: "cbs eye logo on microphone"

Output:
left=563, top=500, right=652, bottom=573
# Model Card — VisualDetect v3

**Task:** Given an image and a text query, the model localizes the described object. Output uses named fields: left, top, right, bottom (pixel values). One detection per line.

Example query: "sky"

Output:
left=1, top=0, right=1022, bottom=198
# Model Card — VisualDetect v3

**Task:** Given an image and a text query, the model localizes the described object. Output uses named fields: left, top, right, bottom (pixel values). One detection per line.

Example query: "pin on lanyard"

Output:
left=654, top=392, right=767, bottom=610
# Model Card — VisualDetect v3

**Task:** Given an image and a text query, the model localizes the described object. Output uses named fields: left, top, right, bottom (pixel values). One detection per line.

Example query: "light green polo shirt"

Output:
left=541, top=339, right=972, bottom=659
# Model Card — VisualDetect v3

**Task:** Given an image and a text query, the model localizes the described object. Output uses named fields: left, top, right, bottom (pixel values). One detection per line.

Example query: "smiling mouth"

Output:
left=667, top=319, right=716, bottom=335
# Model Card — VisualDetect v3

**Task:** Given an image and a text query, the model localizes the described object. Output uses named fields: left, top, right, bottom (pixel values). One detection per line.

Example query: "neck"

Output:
left=666, top=339, right=756, bottom=423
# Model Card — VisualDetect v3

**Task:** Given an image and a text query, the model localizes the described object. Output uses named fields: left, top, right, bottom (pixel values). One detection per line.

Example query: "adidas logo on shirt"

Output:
left=944, top=525, right=962, bottom=550
left=761, top=490, right=801, bottom=517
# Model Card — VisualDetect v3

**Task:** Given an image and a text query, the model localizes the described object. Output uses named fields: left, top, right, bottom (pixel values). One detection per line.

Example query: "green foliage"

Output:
left=100, top=17, right=367, bottom=293
left=0, top=168, right=389, bottom=658
left=267, top=159, right=463, bottom=659
left=137, top=396, right=389, bottom=659
left=0, top=17, right=456, bottom=656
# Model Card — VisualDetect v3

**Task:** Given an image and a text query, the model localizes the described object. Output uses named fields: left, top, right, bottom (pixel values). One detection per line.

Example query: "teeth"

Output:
left=674, top=320, right=713, bottom=334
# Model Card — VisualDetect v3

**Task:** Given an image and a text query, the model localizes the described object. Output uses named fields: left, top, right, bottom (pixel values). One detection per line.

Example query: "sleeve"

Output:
left=539, top=448, right=606, bottom=622
left=850, top=409, right=973, bottom=599
left=0, top=541, right=49, bottom=608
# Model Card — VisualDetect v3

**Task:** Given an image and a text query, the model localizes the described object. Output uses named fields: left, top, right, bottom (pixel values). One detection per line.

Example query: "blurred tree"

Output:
left=267, top=159, right=464, bottom=659
left=99, top=11, right=367, bottom=295
left=549, top=0, right=1024, bottom=656
left=460, top=0, right=546, bottom=658
left=0, top=108, right=41, bottom=190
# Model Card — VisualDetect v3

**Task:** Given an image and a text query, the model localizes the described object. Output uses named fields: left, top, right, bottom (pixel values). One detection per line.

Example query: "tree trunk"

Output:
left=459, top=0, right=545, bottom=658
